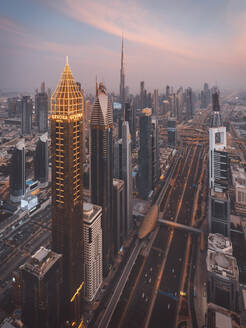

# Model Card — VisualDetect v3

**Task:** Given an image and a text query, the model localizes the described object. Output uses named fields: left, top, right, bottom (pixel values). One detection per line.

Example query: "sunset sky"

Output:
left=0, top=0, right=246, bottom=94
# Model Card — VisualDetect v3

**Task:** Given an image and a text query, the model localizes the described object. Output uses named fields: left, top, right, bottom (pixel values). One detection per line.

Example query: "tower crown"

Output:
left=91, top=82, right=113, bottom=127
left=51, top=59, right=83, bottom=117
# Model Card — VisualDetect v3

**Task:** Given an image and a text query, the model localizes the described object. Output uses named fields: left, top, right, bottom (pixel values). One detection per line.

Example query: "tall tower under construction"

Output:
left=50, top=58, right=84, bottom=326
left=90, top=82, right=113, bottom=277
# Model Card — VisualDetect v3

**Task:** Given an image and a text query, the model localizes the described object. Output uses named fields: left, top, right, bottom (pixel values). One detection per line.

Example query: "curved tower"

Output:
left=90, top=82, right=113, bottom=276
left=50, top=58, right=84, bottom=326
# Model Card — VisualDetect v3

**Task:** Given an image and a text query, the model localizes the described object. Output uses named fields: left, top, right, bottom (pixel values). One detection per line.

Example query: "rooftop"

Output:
left=210, top=189, right=228, bottom=201
left=208, top=233, right=232, bottom=255
left=21, top=247, right=62, bottom=278
left=215, top=312, right=232, bottom=328
left=206, top=249, right=239, bottom=281
left=83, top=202, right=102, bottom=224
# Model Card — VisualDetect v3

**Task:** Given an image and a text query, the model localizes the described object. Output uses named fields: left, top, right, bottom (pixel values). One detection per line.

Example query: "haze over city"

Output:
left=1, top=0, right=246, bottom=93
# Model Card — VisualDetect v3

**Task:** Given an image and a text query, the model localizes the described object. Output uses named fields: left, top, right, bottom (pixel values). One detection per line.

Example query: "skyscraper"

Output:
left=185, top=87, right=193, bottom=120
left=21, top=96, right=33, bottom=135
left=9, top=140, right=25, bottom=203
left=34, top=133, right=48, bottom=188
left=138, top=108, right=152, bottom=199
left=210, top=91, right=222, bottom=128
left=168, top=117, right=177, bottom=148
left=50, top=58, right=84, bottom=326
left=35, top=83, right=48, bottom=133
left=122, top=121, right=133, bottom=235
left=90, top=82, right=113, bottom=276
left=119, top=35, right=125, bottom=108
left=151, top=117, right=160, bottom=188
left=83, top=203, right=103, bottom=302
left=153, top=89, right=159, bottom=115
left=21, top=247, right=63, bottom=328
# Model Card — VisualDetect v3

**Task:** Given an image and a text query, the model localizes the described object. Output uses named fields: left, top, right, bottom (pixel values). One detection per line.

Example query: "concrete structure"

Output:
left=20, top=247, right=63, bottom=328
left=206, top=308, right=232, bottom=328
left=112, top=179, right=125, bottom=254
left=9, top=140, right=25, bottom=203
left=209, top=190, right=230, bottom=237
left=206, top=249, right=239, bottom=312
left=50, top=59, right=84, bottom=325
left=21, top=96, right=33, bottom=135
left=83, top=203, right=103, bottom=302
left=34, top=133, right=48, bottom=188
left=208, top=233, right=232, bottom=255
left=209, top=127, right=228, bottom=192
left=90, top=82, right=114, bottom=276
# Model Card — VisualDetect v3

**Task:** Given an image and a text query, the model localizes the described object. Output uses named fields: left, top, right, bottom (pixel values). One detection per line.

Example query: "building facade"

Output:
left=21, top=96, right=33, bottom=135
left=35, top=86, right=48, bottom=133
left=34, top=133, right=48, bottom=188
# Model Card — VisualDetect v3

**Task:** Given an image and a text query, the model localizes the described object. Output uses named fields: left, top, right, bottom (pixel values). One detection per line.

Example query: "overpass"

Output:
left=158, top=218, right=201, bottom=234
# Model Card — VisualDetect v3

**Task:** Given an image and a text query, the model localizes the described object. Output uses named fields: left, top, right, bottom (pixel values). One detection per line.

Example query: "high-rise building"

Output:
left=140, top=81, right=146, bottom=109
left=7, top=97, right=17, bottom=118
left=50, top=58, right=84, bottom=326
left=210, top=91, right=222, bottom=128
left=176, top=88, right=183, bottom=122
left=138, top=108, right=152, bottom=199
left=153, top=89, right=159, bottom=115
left=151, top=117, right=160, bottom=188
left=35, top=83, right=48, bottom=133
left=21, top=96, right=33, bottom=135
left=21, top=247, right=63, bottom=328
left=119, top=35, right=125, bottom=108
left=206, top=249, right=239, bottom=312
left=122, top=121, right=133, bottom=235
left=114, top=139, right=122, bottom=179
left=34, top=133, right=48, bottom=188
left=168, top=117, right=177, bottom=148
left=166, top=85, right=170, bottom=98
left=9, top=140, right=25, bottom=203
left=113, top=179, right=126, bottom=254
left=201, top=82, right=211, bottom=109
left=125, top=102, right=136, bottom=149
left=83, top=202, right=102, bottom=302
left=185, top=87, right=193, bottom=120
left=90, top=82, right=113, bottom=276
left=209, top=190, right=230, bottom=237
left=209, top=127, right=228, bottom=191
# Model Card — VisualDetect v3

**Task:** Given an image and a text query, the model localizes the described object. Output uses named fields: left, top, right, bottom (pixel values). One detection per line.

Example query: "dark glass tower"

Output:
left=210, top=90, right=222, bottom=128
left=138, top=109, right=152, bottom=199
left=50, top=59, right=84, bottom=326
left=21, top=96, right=33, bottom=135
left=90, top=82, right=113, bottom=277
left=35, top=83, right=48, bottom=133
left=34, top=133, right=48, bottom=187
left=9, top=140, right=25, bottom=203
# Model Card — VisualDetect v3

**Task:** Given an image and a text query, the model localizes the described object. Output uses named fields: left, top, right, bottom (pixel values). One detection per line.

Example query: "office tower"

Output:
left=21, top=96, right=33, bottom=135
left=138, top=108, right=152, bottom=199
left=210, top=91, right=222, bottom=128
left=209, top=190, right=230, bottom=237
left=50, top=58, right=84, bottom=326
left=35, top=83, right=48, bottom=133
left=125, top=102, right=136, bottom=149
left=153, top=89, right=159, bottom=115
left=201, top=82, right=211, bottom=109
left=21, top=247, right=63, bottom=328
left=34, top=133, right=48, bottom=188
left=176, top=88, right=183, bottom=122
left=90, top=82, right=113, bottom=276
left=113, top=179, right=126, bottom=254
left=209, top=127, right=228, bottom=191
left=83, top=203, right=102, bottom=302
left=151, top=117, right=160, bottom=188
left=168, top=117, right=177, bottom=148
left=119, top=35, right=125, bottom=108
left=85, top=99, right=92, bottom=125
left=166, top=85, right=170, bottom=98
left=140, top=81, right=145, bottom=109
left=122, top=121, right=133, bottom=235
left=185, top=87, right=193, bottom=120
left=7, top=97, right=17, bottom=117
left=206, top=249, right=239, bottom=312
left=114, top=139, right=122, bottom=179
left=9, top=140, right=25, bottom=203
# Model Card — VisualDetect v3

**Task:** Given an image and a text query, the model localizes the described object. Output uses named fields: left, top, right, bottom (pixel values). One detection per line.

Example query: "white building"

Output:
left=209, top=127, right=228, bottom=192
left=208, top=233, right=232, bottom=255
left=83, top=202, right=102, bottom=302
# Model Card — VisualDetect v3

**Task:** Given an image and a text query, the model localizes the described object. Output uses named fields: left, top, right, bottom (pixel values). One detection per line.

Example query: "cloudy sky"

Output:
left=0, top=0, right=245, bottom=94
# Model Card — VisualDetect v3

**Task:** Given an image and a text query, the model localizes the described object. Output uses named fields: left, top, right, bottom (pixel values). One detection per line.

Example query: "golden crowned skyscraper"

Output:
left=50, top=58, right=84, bottom=326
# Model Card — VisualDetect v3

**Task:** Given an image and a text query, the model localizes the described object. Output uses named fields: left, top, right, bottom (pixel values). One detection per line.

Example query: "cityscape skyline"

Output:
left=1, top=0, right=246, bottom=93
